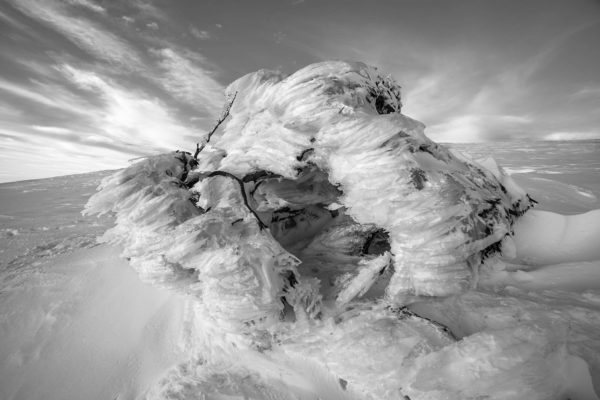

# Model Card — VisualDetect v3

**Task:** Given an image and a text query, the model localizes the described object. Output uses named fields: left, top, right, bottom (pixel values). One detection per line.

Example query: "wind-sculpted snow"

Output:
left=83, top=61, right=599, bottom=399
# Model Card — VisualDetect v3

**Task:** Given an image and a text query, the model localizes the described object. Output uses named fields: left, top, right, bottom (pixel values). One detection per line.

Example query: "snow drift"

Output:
left=84, top=61, right=599, bottom=399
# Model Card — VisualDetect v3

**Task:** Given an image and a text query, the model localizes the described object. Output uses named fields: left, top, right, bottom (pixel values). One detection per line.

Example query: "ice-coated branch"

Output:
left=206, top=170, right=267, bottom=230
left=194, top=91, right=238, bottom=160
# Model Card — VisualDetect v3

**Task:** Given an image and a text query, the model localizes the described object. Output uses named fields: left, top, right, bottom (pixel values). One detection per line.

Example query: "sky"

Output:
left=1, top=0, right=599, bottom=182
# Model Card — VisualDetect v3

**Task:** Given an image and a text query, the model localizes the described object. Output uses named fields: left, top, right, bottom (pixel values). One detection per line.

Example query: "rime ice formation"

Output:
left=86, top=60, right=532, bottom=309
left=84, top=62, right=599, bottom=399
left=84, top=60, right=535, bottom=338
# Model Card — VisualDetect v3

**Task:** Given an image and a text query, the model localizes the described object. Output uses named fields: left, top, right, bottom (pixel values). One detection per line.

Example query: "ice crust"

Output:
left=82, top=61, right=599, bottom=399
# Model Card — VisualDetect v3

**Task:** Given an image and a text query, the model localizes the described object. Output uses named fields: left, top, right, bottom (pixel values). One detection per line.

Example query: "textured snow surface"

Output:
left=1, top=63, right=600, bottom=399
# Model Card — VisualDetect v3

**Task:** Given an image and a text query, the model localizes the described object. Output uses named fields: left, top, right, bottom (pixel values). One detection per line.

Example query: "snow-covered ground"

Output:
left=450, top=141, right=600, bottom=215
left=1, top=141, right=599, bottom=400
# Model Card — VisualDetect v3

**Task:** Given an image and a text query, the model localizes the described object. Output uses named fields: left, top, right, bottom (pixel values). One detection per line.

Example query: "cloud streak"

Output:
left=58, top=64, right=197, bottom=152
left=0, top=77, right=91, bottom=116
left=151, top=48, right=225, bottom=114
left=8, top=0, right=142, bottom=70
left=63, top=0, right=107, bottom=15
left=1, top=0, right=230, bottom=181
left=1, top=0, right=598, bottom=182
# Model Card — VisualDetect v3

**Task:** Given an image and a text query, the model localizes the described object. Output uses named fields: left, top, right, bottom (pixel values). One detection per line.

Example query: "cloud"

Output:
left=8, top=0, right=142, bottom=70
left=0, top=77, right=91, bottom=116
left=0, top=102, right=24, bottom=119
left=58, top=64, right=198, bottom=152
left=146, top=21, right=159, bottom=30
left=426, top=114, right=533, bottom=143
left=543, top=131, right=600, bottom=141
left=129, top=0, right=167, bottom=22
left=0, top=126, right=135, bottom=183
left=31, top=125, right=74, bottom=134
left=150, top=48, right=225, bottom=115
left=63, top=0, right=106, bottom=14
left=570, top=87, right=600, bottom=100
left=190, top=27, right=211, bottom=40
left=398, top=26, right=586, bottom=142
left=0, top=7, right=38, bottom=35
left=1, top=0, right=229, bottom=182
left=27, top=124, right=150, bottom=156
left=288, top=15, right=600, bottom=142
left=273, top=31, right=287, bottom=44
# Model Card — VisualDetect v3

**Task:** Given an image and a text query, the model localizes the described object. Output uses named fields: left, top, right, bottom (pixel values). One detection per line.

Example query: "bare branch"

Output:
left=194, top=91, right=238, bottom=160
left=207, top=170, right=267, bottom=230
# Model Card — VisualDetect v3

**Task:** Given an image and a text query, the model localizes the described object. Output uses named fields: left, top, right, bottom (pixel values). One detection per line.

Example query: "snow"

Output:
left=1, top=62, right=600, bottom=399
left=0, top=241, right=191, bottom=400
left=512, top=209, right=600, bottom=265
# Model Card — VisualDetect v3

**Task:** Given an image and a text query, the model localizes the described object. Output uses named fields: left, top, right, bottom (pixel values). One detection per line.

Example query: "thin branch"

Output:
left=207, top=171, right=267, bottom=230
left=194, top=91, right=238, bottom=160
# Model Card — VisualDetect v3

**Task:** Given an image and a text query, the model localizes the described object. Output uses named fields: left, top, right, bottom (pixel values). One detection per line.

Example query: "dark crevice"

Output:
left=271, top=207, right=305, bottom=224
left=242, top=170, right=283, bottom=183
left=362, top=229, right=391, bottom=255
left=410, top=168, right=428, bottom=190
left=375, top=94, right=396, bottom=114
left=481, top=240, right=503, bottom=261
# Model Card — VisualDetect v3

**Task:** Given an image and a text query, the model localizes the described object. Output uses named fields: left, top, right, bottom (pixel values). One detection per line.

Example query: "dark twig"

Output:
left=296, top=148, right=314, bottom=162
left=194, top=91, right=238, bottom=160
left=207, top=171, right=267, bottom=230
left=242, top=170, right=283, bottom=183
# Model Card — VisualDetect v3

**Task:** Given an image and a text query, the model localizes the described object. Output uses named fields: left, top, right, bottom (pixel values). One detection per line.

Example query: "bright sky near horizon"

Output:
left=1, top=0, right=599, bottom=183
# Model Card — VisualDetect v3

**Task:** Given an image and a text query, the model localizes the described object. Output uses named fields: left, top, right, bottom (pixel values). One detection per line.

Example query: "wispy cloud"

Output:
left=0, top=77, right=91, bottom=116
left=273, top=31, right=287, bottom=44
left=58, top=64, right=198, bottom=152
left=63, top=0, right=106, bottom=14
left=0, top=103, right=24, bottom=120
left=31, top=125, right=75, bottom=134
left=0, top=7, right=37, bottom=35
left=427, top=114, right=534, bottom=143
left=0, top=126, right=135, bottom=182
left=3, top=0, right=596, bottom=183
left=1, top=0, right=230, bottom=182
left=190, top=27, right=211, bottom=40
left=8, top=0, right=142, bottom=70
left=150, top=48, right=225, bottom=114
left=570, top=87, right=600, bottom=100
left=544, top=131, right=600, bottom=141
left=129, top=0, right=168, bottom=22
